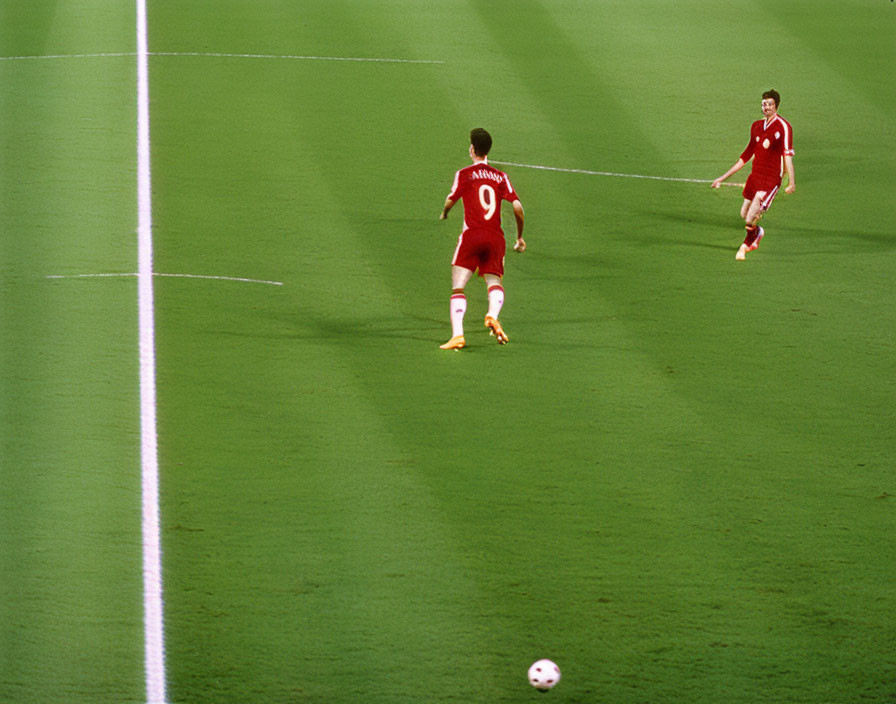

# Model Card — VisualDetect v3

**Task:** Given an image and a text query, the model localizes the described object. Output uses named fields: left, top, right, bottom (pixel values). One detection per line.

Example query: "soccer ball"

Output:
left=528, top=659, right=561, bottom=691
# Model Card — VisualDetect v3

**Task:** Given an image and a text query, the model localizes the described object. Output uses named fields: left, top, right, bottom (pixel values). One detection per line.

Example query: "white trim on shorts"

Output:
left=760, top=184, right=780, bottom=212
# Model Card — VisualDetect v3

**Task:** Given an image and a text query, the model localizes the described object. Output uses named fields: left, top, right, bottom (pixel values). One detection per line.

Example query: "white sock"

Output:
left=450, top=294, right=466, bottom=337
left=486, top=285, right=504, bottom=319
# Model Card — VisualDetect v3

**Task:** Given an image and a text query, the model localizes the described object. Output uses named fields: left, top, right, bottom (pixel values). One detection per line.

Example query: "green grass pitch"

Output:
left=1, top=1, right=894, bottom=702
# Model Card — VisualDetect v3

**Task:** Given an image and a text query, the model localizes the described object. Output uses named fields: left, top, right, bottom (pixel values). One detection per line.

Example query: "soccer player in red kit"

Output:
left=712, top=89, right=795, bottom=260
left=438, top=128, right=525, bottom=350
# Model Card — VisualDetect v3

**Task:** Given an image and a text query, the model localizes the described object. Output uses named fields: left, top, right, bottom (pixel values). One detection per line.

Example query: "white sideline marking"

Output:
left=136, top=0, right=167, bottom=702
left=150, top=51, right=444, bottom=64
left=492, top=160, right=744, bottom=187
left=46, top=272, right=284, bottom=286
left=0, top=51, right=443, bottom=64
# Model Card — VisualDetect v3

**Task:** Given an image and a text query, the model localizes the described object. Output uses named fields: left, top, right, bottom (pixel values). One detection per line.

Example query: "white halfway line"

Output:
left=0, top=51, right=443, bottom=65
left=46, top=272, right=284, bottom=286
left=136, top=0, right=167, bottom=702
left=491, top=160, right=744, bottom=187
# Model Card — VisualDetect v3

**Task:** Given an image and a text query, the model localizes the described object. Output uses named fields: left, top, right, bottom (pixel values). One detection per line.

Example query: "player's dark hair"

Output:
left=470, top=128, right=492, bottom=157
left=762, top=89, right=781, bottom=108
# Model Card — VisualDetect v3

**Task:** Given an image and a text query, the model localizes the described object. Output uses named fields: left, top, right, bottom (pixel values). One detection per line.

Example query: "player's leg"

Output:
left=449, top=266, right=473, bottom=341
left=736, top=193, right=766, bottom=260
left=744, top=192, right=766, bottom=227
left=440, top=265, right=473, bottom=349
left=480, top=237, right=509, bottom=344
left=451, top=265, right=474, bottom=291
left=483, top=273, right=504, bottom=320
left=743, top=192, right=767, bottom=248
left=748, top=185, right=779, bottom=250
left=482, top=273, right=508, bottom=344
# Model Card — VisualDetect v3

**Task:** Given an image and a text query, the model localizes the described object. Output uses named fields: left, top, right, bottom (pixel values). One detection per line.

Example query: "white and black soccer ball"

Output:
left=528, top=658, right=561, bottom=691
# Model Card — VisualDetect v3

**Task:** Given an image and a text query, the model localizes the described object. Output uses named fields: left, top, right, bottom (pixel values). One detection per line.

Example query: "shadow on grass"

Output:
left=638, top=208, right=896, bottom=253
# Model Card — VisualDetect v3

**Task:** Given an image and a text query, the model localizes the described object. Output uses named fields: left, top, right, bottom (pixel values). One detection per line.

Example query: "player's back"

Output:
left=448, top=162, right=517, bottom=233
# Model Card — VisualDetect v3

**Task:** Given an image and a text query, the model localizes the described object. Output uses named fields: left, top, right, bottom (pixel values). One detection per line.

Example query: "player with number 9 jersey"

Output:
left=438, top=128, right=525, bottom=350
left=447, top=163, right=518, bottom=235
left=446, top=163, right=519, bottom=276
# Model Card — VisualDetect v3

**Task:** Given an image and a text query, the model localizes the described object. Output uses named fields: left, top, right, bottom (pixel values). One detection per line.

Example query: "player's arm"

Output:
left=441, top=171, right=462, bottom=219
left=783, top=155, right=795, bottom=194
left=439, top=196, right=454, bottom=219
left=511, top=199, right=526, bottom=252
left=712, top=158, right=746, bottom=189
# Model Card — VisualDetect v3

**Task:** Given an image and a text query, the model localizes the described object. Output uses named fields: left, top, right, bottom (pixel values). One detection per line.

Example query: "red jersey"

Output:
left=446, top=161, right=518, bottom=235
left=739, top=114, right=794, bottom=181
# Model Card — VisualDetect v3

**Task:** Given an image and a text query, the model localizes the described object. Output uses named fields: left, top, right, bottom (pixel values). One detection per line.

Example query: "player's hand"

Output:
left=784, top=183, right=795, bottom=195
left=513, top=238, right=526, bottom=253
left=711, top=179, right=723, bottom=189
left=439, top=211, right=447, bottom=220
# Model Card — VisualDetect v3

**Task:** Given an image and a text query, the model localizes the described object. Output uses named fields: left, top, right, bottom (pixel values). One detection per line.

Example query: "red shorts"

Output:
left=452, top=227, right=505, bottom=277
left=743, top=173, right=781, bottom=212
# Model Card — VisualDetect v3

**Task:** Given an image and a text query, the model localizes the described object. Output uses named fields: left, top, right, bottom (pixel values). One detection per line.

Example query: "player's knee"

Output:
left=743, top=207, right=761, bottom=224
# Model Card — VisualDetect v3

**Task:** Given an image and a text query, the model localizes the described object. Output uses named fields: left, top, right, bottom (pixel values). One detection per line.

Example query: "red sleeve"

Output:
left=782, top=119, right=794, bottom=157
left=739, top=133, right=755, bottom=163
left=447, top=170, right=463, bottom=203
left=501, top=173, right=518, bottom=202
